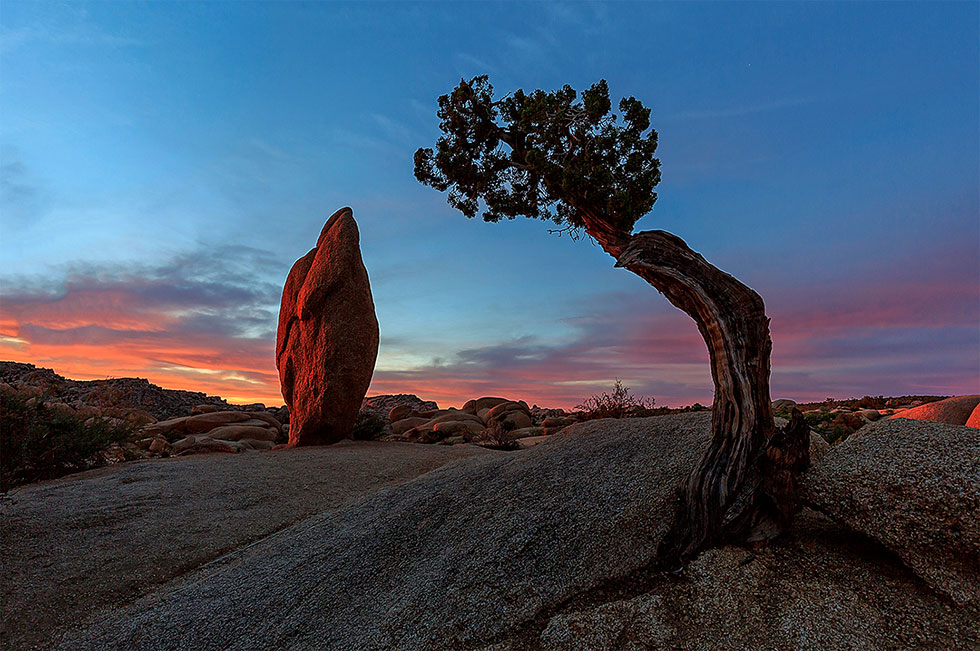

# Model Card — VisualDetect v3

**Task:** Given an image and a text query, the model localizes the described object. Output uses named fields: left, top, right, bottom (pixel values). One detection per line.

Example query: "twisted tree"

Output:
left=414, top=76, right=809, bottom=562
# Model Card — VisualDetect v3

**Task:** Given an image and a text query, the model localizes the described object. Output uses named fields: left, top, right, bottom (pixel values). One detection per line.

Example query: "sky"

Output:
left=1, top=1, right=977, bottom=409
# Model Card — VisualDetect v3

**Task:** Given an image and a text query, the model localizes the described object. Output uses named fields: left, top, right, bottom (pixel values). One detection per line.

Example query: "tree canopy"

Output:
left=413, top=76, right=661, bottom=237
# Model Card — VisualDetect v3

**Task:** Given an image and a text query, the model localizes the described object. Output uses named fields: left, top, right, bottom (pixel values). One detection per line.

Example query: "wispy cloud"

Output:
left=666, top=97, right=814, bottom=121
left=0, top=24, right=142, bottom=55
left=543, top=2, right=611, bottom=35
left=247, top=138, right=297, bottom=163
left=0, top=247, right=287, bottom=403
left=2, top=237, right=975, bottom=408
left=370, top=113, right=417, bottom=144
left=454, top=52, right=497, bottom=75
left=371, top=261, right=979, bottom=408
left=0, top=146, right=48, bottom=227
left=505, top=32, right=550, bottom=61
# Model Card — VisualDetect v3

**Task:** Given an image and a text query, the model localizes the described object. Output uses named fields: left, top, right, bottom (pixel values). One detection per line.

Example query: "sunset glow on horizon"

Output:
left=2, top=3, right=977, bottom=410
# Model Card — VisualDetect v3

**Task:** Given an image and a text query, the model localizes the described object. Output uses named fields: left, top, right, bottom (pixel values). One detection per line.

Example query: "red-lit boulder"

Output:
left=140, top=411, right=252, bottom=439
left=276, top=207, right=379, bottom=446
left=206, top=424, right=278, bottom=442
left=888, top=395, right=980, bottom=427
left=967, top=404, right=980, bottom=429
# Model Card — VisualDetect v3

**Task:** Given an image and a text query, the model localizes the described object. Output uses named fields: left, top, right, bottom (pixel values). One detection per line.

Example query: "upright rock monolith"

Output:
left=276, top=207, right=379, bottom=445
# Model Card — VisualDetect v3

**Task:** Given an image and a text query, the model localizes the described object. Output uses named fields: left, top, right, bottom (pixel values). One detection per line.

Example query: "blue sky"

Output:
left=1, top=1, right=977, bottom=407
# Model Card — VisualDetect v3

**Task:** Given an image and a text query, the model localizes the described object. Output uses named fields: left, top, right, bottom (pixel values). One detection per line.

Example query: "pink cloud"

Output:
left=2, top=243, right=976, bottom=410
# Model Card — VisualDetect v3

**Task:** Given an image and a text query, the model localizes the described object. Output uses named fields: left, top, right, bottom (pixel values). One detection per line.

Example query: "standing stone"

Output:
left=276, top=207, right=379, bottom=445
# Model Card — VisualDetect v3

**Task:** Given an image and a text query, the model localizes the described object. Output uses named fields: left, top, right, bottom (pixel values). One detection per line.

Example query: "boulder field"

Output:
left=381, top=396, right=573, bottom=446
left=135, top=408, right=284, bottom=455
left=772, top=395, right=980, bottom=444
left=45, top=412, right=978, bottom=650
left=0, top=361, right=233, bottom=421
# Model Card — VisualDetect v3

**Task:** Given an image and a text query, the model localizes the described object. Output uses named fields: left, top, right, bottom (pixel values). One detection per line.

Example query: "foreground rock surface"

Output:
left=56, top=413, right=715, bottom=650
left=534, top=510, right=978, bottom=650
left=804, top=418, right=980, bottom=605
left=6, top=411, right=971, bottom=650
left=52, top=411, right=980, bottom=650
left=276, top=207, right=379, bottom=445
left=1, top=443, right=490, bottom=650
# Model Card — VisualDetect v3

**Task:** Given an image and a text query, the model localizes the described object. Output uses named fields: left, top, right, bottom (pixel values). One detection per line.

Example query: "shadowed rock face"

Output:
left=805, top=418, right=980, bottom=605
left=54, top=413, right=715, bottom=650
left=276, top=208, right=379, bottom=446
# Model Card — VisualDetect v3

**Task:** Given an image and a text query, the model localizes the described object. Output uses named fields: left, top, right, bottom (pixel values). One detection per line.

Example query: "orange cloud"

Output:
left=2, top=247, right=977, bottom=410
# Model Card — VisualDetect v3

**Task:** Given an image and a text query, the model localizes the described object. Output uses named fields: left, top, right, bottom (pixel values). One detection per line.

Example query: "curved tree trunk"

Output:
left=581, top=214, right=809, bottom=563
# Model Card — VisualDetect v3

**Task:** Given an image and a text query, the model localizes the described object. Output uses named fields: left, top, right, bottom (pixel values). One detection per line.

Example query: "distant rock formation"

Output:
left=888, top=394, right=980, bottom=426
left=360, top=394, right=438, bottom=419
left=276, top=207, right=379, bottom=446
left=0, top=361, right=232, bottom=420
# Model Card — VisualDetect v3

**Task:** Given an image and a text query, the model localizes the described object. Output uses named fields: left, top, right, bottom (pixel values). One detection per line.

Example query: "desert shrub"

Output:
left=1, top=389, right=134, bottom=490
left=576, top=379, right=656, bottom=420
left=352, top=411, right=387, bottom=441
left=477, top=421, right=520, bottom=451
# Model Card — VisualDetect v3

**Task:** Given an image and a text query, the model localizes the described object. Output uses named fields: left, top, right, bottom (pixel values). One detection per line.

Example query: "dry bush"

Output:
left=477, top=421, right=520, bottom=451
left=576, top=379, right=656, bottom=420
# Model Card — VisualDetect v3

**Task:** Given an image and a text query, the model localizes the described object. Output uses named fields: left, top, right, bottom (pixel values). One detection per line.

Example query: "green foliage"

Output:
left=576, top=379, right=656, bottom=420
left=803, top=411, right=834, bottom=427
left=1, top=389, right=134, bottom=490
left=352, top=411, right=388, bottom=441
left=414, top=76, right=661, bottom=235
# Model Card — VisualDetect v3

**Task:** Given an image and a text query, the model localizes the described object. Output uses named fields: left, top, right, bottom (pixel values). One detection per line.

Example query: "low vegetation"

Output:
left=477, top=421, right=520, bottom=451
left=792, top=395, right=947, bottom=412
left=574, top=380, right=711, bottom=422
left=1, top=387, right=135, bottom=490
left=575, top=379, right=658, bottom=420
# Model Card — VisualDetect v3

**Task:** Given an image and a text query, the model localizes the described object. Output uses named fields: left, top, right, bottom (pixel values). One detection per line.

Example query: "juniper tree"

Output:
left=414, top=76, right=809, bottom=562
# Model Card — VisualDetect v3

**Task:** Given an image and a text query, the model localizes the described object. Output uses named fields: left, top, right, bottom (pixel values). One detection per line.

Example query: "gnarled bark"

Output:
left=585, top=225, right=809, bottom=562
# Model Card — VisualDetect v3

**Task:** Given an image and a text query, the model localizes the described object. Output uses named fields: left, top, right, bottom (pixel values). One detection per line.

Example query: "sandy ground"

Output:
left=0, top=441, right=492, bottom=650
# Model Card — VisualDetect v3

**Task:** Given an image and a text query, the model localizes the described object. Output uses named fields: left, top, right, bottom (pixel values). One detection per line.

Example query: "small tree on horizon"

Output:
left=415, top=76, right=809, bottom=564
